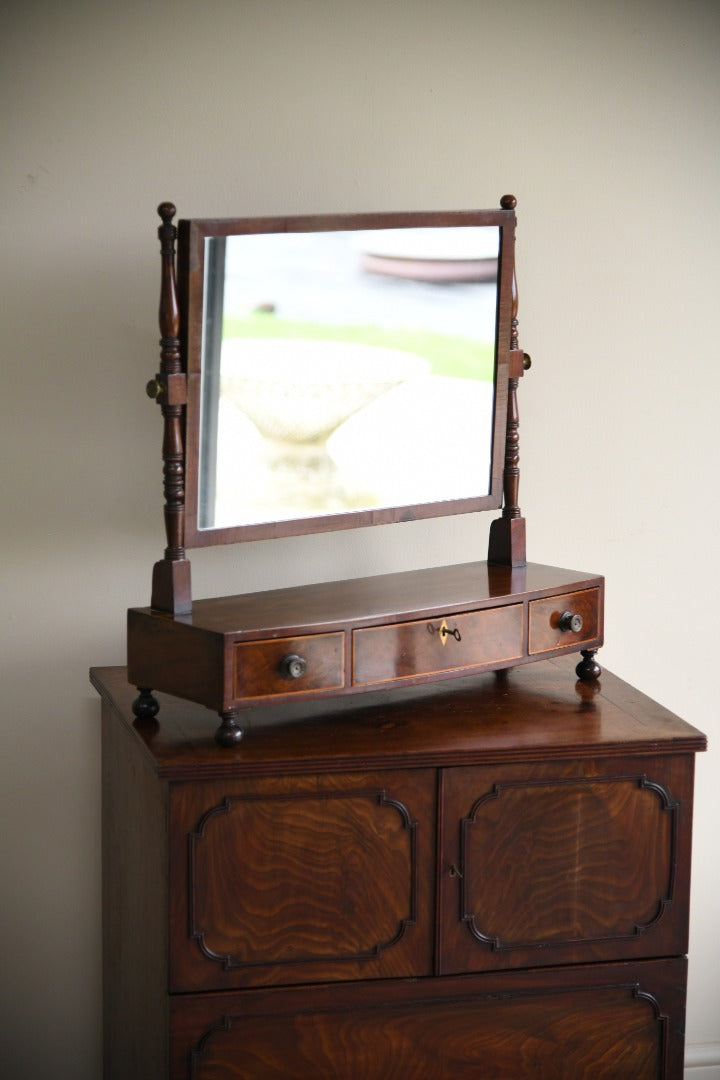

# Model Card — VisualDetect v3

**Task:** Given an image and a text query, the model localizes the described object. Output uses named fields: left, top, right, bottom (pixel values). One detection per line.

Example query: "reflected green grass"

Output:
left=223, top=312, right=495, bottom=381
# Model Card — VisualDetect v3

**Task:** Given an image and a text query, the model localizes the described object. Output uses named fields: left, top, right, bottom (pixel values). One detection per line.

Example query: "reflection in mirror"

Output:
left=198, top=225, right=500, bottom=531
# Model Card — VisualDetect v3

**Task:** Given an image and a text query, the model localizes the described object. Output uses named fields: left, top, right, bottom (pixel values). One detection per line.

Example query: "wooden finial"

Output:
left=157, top=201, right=177, bottom=224
left=157, top=202, right=180, bottom=341
left=500, top=194, right=517, bottom=210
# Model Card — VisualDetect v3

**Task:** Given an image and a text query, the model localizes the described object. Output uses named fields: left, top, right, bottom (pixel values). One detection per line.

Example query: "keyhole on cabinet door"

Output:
left=449, top=863, right=463, bottom=879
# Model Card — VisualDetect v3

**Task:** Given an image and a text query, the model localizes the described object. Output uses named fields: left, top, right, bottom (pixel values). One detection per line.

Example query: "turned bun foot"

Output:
left=576, top=649, right=602, bottom=681
left=132, top=687, right=160, bottom=720
left=215, top=709, right=244, bottom=746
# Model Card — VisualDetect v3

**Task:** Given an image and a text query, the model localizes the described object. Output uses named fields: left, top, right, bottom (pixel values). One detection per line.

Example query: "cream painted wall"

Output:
left=2, top=1, right=719, bottom=1075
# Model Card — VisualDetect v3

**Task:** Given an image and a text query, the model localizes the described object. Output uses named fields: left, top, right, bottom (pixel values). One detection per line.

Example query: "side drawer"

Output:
left=528, top=587, right=601, bottom=655
left=352, top=604, right=524, bottom=686
left=233, top=632, right=344, bottom=699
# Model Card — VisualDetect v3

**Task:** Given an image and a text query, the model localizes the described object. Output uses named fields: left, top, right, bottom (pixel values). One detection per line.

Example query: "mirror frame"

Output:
left=175, top=206, right=517, bottom=549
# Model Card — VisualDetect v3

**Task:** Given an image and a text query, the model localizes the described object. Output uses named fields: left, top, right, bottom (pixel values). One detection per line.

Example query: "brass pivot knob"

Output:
left=146, top=376, right=164, bottom=401
left=280, top=654, right=307, bottom=680
left=558, top=611, right=583, bottom=633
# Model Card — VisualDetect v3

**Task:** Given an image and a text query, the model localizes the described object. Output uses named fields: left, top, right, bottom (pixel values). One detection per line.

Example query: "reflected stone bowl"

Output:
left=220, top=337, right=430, bottom=444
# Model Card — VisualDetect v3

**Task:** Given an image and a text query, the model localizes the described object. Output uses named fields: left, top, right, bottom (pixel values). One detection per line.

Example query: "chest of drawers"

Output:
left=93, top=657, right=705, bottom=1078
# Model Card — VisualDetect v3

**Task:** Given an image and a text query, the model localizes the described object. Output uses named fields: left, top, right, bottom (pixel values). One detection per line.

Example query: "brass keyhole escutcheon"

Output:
left=435, top=618, right=462, bottom=646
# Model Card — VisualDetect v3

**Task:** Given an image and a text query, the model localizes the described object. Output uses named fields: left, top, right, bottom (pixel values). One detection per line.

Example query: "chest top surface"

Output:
left=91, top=656, right=706, bottom=781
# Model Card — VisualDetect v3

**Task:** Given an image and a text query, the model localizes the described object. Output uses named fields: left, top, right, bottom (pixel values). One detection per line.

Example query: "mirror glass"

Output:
left=180, top=210, right=514, bottom=546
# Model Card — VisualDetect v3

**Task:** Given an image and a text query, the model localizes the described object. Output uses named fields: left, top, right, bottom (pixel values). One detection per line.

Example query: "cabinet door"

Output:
left=169, top=769, right=435, bottom=991
left=171, top=958, right=686, bottom=1079
left=438, top=754, right=694, bottom=974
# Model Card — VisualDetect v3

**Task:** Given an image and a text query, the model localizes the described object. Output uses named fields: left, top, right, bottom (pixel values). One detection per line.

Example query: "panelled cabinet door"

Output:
left=437, top=754, right=695, bottom=975
left=169, top=769, right=435, bottom=991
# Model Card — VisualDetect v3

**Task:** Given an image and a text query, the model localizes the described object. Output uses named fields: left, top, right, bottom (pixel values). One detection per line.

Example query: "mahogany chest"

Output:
left=93, top=657, right=706, bottom=1078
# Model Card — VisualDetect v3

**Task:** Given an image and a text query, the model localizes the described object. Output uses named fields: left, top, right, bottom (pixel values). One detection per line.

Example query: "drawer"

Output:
left=353, top=604, right=523, bottom=686
left=233, top=632, right=344, bottom=699
left=528, top=587, right=601, bottom=655
left=170, top=958, right=686, bottom=1079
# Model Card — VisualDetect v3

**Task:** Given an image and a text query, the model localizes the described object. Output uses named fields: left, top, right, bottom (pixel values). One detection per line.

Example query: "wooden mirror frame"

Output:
left=147, top=195, right=528, bottom=615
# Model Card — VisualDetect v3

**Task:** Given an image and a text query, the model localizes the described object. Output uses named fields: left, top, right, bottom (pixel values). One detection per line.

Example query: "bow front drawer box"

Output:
left=128, top=562, right=605, bottom=730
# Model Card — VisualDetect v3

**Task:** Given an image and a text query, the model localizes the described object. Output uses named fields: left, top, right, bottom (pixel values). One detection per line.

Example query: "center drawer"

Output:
left=352, top=604, right=524, bottom=686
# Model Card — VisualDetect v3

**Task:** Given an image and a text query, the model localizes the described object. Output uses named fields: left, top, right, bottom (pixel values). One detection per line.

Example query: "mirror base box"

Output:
left=128, top=560, right=603, bottom=743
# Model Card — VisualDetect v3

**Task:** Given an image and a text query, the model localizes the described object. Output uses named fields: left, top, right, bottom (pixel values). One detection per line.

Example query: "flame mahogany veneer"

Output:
left=94, top=656, right=706, bottom=1078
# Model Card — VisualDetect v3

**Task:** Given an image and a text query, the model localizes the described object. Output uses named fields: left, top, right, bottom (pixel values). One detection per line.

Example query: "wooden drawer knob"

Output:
left=558, top=611, right=583, bottom=633
left=279, top=653, right=308, bottom=680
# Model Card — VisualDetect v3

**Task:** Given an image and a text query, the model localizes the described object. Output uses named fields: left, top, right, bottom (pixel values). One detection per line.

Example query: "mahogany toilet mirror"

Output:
left=128, top=196, right=604, bottom=745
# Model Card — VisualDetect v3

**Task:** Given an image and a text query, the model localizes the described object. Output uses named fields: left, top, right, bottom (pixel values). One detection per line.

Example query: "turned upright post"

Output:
left=488, top=194, right=529, bottom=568
left=147, top=202, right=192, bottom=614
